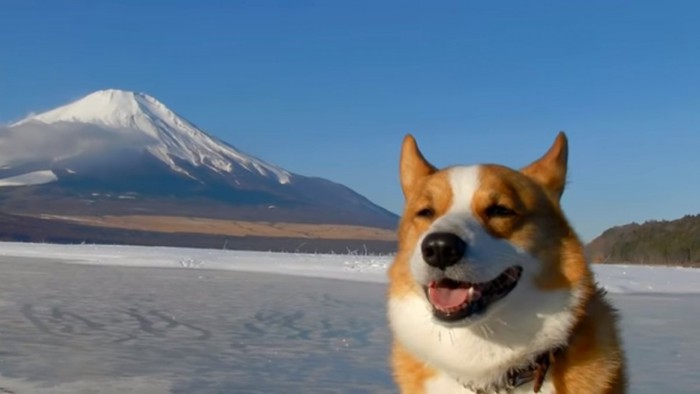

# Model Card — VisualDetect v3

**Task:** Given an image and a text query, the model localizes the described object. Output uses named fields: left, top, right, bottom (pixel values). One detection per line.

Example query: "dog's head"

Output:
left=389, top=133, right=592, bottom=374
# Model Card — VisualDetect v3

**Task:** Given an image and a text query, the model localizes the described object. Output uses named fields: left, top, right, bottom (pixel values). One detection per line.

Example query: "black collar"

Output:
left=460, top=348, right=561, bottom=393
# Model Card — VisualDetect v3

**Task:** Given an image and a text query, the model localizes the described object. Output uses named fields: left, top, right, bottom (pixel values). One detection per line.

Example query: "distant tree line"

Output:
left=586, top=214, right=700, bottom=267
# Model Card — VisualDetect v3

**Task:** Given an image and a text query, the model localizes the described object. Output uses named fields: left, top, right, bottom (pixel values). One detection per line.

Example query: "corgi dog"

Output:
left=387, top=133, right=626, bottom=393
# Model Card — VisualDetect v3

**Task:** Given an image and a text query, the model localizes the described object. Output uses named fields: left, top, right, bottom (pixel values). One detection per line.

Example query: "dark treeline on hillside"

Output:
left=586, top=214, right=700, bottom=267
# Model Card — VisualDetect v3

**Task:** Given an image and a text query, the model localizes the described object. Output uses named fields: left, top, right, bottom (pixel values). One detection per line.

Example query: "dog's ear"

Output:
left=400, top=134, right=435, bottom=199
left=521, top=132, right=568, bottom=201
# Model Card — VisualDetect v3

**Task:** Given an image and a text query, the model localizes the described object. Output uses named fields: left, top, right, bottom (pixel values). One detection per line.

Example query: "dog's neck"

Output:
left=458, top=347, right=562, bottom=394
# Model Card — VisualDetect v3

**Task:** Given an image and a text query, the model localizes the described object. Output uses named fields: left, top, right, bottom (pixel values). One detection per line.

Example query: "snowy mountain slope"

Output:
left=0, top=90, right=398, bottom=230
left=0, top=170, right=57, bottom=187
left=11, top=89, right=291, bottom=183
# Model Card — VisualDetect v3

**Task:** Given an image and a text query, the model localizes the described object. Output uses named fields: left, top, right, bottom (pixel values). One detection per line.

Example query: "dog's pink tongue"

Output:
left=428, top=282, right=474, bottom=311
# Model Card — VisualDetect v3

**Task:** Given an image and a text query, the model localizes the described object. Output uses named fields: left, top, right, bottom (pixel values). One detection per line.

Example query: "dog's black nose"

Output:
left=421, top=232, right=467, bottom=269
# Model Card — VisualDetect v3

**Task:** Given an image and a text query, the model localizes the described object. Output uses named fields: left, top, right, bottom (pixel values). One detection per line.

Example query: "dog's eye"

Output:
left=416, top=207, right=435, bottom=219
left=485, top=204, right=516, bottom=218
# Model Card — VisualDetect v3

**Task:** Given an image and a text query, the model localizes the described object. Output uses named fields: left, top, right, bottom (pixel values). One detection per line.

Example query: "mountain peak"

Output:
left=14, top=89, right=169, bottom=131
left=10, top=89, right=293, bottom=184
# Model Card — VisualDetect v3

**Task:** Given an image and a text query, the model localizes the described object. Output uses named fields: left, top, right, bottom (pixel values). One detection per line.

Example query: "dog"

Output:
left=387, top=133, right=626, bottom=393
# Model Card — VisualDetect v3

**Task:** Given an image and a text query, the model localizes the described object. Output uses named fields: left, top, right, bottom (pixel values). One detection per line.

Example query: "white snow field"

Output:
left=0, top=242, right=697, bottom=393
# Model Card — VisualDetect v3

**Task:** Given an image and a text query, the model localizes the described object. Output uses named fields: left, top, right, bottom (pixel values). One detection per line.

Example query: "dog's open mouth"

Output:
left=425, top=266, right=523, bottom=322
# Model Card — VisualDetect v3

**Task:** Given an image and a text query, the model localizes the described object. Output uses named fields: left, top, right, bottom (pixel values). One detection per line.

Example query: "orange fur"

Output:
left=391, top=342, right=438, bottom=393
left=388, top=133, right=626, bottom=393
left=549, top=290, right=627, bottom=393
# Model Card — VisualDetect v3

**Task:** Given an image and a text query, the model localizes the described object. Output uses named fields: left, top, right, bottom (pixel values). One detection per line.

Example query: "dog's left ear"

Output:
left=521, top=132, right=568, bottom=201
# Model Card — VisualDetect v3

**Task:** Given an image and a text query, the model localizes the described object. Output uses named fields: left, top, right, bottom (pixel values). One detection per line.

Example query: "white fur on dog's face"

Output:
left=409, top=166, right=531, bottom=290
left=389, top=165, right=582, bottom=386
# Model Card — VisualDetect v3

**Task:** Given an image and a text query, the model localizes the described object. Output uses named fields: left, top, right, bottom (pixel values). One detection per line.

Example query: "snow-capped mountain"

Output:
left=0, top=89, right=397, bottom=230
left=11, top=89, right=291, bottom=183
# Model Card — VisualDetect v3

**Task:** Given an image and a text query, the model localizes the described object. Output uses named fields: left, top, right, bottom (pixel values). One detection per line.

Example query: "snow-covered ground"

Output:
left=0, top=242, right=698, bottom=294
left=0, top=242, right=697, bottom=393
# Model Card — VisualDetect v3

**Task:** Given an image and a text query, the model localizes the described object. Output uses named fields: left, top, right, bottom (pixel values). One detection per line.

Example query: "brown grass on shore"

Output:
left=37, top=214, right=397, bottom=241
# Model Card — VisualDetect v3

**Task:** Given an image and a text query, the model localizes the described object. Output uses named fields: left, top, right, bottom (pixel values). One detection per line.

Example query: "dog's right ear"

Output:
left=400, top=134, right=435, bottom=199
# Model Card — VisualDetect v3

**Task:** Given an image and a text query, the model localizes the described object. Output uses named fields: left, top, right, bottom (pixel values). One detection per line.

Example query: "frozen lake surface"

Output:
left=0, top=257, right=392, bottom=393
left=0, top=244, right=697, bottom=393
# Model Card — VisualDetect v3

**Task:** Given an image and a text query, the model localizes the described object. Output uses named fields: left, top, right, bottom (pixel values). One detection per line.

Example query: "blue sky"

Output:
left=1, top=1, right=699, bottom=241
